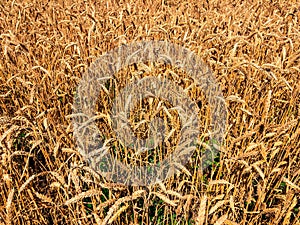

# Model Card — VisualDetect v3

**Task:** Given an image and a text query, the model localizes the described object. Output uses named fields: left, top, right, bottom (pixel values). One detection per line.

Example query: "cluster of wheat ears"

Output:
left=0, top=0, right=300, bottom=224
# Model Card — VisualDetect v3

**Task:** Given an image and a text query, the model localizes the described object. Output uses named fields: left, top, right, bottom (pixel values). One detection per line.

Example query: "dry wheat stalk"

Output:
left=35, top=192, right=53, bottom=203
left=64, top=189, right=100, bottom=205
left=209, top=200, right=228, bottom=215
left=19, top=175, right=36, bottom=193
left=108, top=204, right=129, bottom=224
left=151, top=192, right=177, bottom=207
left=195, top=194, right=207, bottom=225
left=5, top=188, right=14, bottom=225
left=101, top=190, right=145, bottom=225
left=214, top=214, right=228, bottom=225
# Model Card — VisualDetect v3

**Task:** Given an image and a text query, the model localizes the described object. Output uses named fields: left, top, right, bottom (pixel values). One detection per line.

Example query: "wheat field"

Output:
left=0, top=0, right=300, bottom=224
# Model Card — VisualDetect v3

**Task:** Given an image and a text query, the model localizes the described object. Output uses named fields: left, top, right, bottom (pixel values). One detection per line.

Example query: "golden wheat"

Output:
left=0, top=0, right=299, bottom=224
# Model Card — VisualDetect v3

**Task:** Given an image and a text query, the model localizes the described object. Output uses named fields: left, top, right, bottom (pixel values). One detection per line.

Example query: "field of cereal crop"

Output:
left=1, top=0, right=300, bottom=224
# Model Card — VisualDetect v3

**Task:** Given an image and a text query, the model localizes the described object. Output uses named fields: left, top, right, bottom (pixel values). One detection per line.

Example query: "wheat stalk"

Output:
left=5, top=188, right=14, bottom=225
left=64, top=189, right=100, bottom=205
left=195, top=194, right=207, bottom=225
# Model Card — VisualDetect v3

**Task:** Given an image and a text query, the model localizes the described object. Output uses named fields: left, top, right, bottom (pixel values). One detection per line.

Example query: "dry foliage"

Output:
left=0, top=0, right=300, bottom=224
